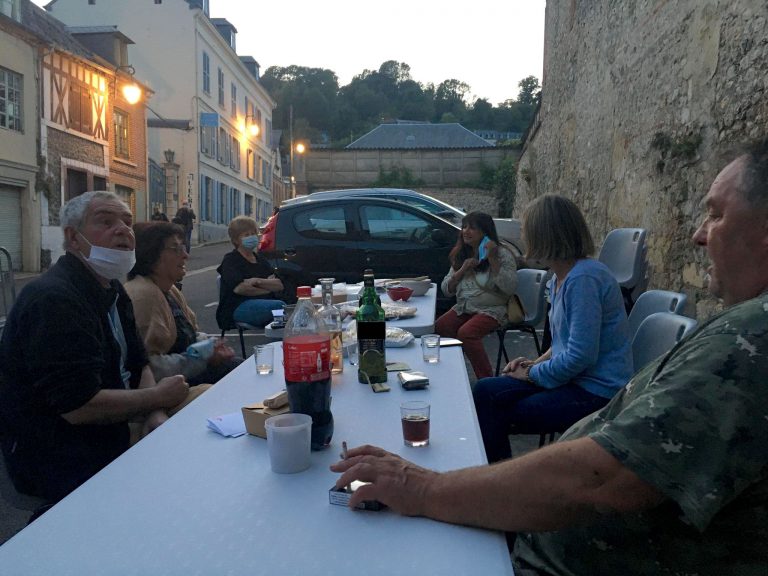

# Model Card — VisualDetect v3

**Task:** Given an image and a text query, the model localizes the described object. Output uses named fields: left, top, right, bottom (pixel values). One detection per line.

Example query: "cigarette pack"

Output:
left=397, top=371, right=429, bottom=390
left=329, top=482, right=386, bottom=511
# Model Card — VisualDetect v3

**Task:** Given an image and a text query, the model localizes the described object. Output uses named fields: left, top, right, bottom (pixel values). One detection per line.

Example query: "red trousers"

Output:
left=434, top=309, right=500, bottom=379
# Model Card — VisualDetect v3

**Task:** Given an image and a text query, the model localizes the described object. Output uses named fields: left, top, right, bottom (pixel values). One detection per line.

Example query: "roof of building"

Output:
left=20, top=0, right=98, bottom=60
left=347, top=123, right=494, bottom=150
left=66, top=25, right=134, bottom=44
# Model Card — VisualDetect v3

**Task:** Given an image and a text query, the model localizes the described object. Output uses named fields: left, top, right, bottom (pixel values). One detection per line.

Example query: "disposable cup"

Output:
left=265, top=413, right=312, bottom=474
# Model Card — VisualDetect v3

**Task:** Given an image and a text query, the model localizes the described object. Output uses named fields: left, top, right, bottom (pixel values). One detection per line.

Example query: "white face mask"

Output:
left=78, top=232, right=136, bottom=280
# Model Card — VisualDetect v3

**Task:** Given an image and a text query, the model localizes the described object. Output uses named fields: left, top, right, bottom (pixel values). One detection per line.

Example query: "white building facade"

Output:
left=46, top=0, right=276, bottom=243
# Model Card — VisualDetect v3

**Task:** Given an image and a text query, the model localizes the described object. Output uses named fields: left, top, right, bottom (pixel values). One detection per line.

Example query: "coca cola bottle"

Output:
left=283, top=286, right=333, bottom=450
left=317, top=278, right=343, bottom=375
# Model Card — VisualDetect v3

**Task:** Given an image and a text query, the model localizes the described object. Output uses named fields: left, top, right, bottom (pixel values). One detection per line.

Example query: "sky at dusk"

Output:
left=31, top=0, right=546, bottom=105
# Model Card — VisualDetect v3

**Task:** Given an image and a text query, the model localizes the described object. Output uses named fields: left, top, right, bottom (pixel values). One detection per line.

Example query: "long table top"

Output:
left=266, top=283, right=438, bottom=339
left=0, top=342, right=513, bottom=576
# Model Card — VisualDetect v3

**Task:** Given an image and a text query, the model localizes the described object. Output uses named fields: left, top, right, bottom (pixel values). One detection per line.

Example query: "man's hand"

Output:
left=153, top=375, right=189, bottom=408
left=209, top=339, right=236, bottom=366
left=330, top=445, right=437, bottom=515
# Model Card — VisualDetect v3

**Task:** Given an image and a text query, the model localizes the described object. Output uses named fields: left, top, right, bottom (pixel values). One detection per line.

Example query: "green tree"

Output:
left=517, top=75, right=541, bottom=105
left=434, top=78, right=470, bottom=122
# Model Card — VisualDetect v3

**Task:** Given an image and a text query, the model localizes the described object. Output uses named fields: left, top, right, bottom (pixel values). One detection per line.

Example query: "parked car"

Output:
left=259, top=197, right=462, bottom=310
left=280, top=188, right=525, bottom=257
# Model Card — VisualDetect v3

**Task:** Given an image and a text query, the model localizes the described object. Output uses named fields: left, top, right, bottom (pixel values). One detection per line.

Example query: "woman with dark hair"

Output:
left=435, top=211, right=518, bottom=379
left=473, top=195, right=632, bottom=462
left=125, top=222, right=240, bottom=385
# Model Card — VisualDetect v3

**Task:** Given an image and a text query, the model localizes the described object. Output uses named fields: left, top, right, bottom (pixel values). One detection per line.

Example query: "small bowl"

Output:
left=397, top=279, right=431, bottom=297
left=387, top=286, right=414, bottom=302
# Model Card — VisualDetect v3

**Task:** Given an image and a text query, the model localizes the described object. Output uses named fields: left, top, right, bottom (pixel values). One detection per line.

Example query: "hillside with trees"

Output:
left=260, top=60, right=540, bottom=150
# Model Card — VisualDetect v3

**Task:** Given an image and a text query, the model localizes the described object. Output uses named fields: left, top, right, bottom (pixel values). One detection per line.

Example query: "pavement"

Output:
left=0, top=242, right=542, bottom=545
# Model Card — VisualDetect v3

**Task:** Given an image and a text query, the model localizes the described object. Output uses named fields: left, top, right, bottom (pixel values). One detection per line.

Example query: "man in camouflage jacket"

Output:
left=332, top=138, right=768, bottom=576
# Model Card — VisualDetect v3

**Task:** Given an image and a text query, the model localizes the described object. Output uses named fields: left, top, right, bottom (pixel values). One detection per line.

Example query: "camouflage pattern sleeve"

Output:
left=588, top=296, right=768, bottom=531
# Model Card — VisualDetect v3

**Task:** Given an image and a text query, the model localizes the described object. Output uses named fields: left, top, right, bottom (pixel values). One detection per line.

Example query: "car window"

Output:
left=360, top=205, right=431, bottom=242
left=293, top=206, right=348, bottom=240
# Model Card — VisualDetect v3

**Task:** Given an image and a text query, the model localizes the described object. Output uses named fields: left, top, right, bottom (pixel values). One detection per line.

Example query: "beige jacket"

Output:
left=440, top=247, right=518, bottom=324
left=124, top=275, right=208, bottom=380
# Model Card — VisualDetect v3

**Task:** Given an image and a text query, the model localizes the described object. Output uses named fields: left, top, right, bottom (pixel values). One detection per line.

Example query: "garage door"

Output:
left=0, top=186, right=22, bottom=271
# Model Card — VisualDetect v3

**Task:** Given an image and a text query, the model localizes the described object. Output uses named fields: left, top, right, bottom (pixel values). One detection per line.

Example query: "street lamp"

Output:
left=241, top=114, right=260, bottom=137
left=116, top=64, right=142, bottom=105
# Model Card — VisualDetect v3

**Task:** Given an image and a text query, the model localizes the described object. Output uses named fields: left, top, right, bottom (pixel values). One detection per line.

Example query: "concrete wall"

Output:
left=305, top=148, right=516, bottom=189
left=518, top=0, right=768, bottom=318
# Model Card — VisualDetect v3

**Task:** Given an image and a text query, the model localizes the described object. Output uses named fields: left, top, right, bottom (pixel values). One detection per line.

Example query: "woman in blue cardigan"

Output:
left=473, top=195, right=633, bottom=462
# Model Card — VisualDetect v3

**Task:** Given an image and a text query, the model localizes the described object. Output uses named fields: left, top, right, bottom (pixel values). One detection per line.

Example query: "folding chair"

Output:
left=216, top=275, right=260, bottom=358
left=632, top=311, right=698, bottom=373
left=627, top=289, right=687, bottom=340
left=598, top=228, right=647, bottom=312
left=494, top=268, right=549, bottom=376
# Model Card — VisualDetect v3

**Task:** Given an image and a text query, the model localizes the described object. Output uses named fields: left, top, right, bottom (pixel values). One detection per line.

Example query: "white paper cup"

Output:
left=265, top=413, right=312, bottom=474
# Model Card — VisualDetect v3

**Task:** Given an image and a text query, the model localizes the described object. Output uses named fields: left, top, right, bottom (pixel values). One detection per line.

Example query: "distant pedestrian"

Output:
left=150, top=205, right=169, bottom=222
left=174, top=201, right=196, bottom=253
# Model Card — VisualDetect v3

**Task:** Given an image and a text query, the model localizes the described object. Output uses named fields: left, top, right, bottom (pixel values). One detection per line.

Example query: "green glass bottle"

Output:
left=356, top=270, right=387, bottom=384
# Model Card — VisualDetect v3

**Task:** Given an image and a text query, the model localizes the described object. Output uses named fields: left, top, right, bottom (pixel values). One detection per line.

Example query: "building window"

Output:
left=200, top=175, right=213, bottom=221
left=0, top=66, right=23, bottom=132
left=230, top=83, right=237, bottom=118
left=230, top=136, right=240, bottom=172
left=114, top=109, right=129, bottom=158
left=217, top=127, right=230, bottom=165
left=218, top=182, right=227, bottom=224
left=244, top=194, right=252, bottom=217
left=202, top=52, right=210, bottom=94
left=68, top=83, right=92, bottom=135
left=246, top=149, right=255, bottom=180
left=200, top=125, right=216, bottom=157
left=217, top=68, right=224, bottom=107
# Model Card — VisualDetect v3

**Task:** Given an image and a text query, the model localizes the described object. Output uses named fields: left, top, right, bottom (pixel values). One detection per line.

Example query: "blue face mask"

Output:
left=241, top=235, right=260, bottom=251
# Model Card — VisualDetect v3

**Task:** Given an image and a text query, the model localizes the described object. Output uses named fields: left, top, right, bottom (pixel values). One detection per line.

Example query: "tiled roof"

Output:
left=347, top=123, right=494, bottom=149
left=20, top=0, right=97, bottom=60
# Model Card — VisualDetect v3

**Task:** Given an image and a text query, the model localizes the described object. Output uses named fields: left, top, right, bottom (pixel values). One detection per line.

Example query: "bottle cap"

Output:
left=296, top=286, right=311, bottom=298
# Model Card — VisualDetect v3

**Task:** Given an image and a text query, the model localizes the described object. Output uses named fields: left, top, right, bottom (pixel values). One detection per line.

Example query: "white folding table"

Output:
left=0, top=343, right=513, bottom=576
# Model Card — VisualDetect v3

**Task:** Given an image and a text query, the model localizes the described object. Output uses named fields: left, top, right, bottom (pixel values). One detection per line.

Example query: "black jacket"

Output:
left=0, top=254, right=148, bottom=501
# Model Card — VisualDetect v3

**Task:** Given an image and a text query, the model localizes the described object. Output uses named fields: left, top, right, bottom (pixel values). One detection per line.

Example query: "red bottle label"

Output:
left=283, top=334, right=331, bottom=382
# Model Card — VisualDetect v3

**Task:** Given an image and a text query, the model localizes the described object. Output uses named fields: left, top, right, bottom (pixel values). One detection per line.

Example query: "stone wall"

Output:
left=518, top=0, right=768, bottom=318
left=305, top=148, right=517, bottom=189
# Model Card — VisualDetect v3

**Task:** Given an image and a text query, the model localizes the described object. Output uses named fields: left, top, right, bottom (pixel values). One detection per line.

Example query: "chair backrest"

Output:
left=515, top=268, right=548, bottom=326
left=0, top=247, right=17, bottom=338
left=627, top=289, right=687, bottom=338
left=632, top=311, right=698, bottom=373
left=598, top=228, right=647, bottom=289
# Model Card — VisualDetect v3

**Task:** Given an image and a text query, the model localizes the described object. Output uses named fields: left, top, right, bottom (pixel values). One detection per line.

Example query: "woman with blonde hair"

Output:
left=473, top=195, right=632, bottom=462
left=216, top=216, right=285, bottom=329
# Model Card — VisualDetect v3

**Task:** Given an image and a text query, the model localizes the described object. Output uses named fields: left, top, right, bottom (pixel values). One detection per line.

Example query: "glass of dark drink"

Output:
left=400, top=401, right=430, bottom=447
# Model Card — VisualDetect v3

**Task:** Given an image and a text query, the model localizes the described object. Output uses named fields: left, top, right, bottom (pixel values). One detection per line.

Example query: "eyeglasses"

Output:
left=164, top=245, right=187, bottom=255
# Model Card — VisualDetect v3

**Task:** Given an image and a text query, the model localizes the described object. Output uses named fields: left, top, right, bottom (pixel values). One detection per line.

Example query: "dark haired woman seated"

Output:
left=125, top=222, right=241, bottom=385
left=435, top=211, right=518, bottom=380
left=473, top=195, right=632, bottom=462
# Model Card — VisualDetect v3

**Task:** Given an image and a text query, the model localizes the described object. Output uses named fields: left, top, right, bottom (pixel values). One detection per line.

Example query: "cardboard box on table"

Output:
left=241, top=403, right=291, bottom=438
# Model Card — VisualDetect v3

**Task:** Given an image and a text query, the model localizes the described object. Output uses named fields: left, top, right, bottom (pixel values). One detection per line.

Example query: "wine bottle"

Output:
left=318, top=277, right=343, bottom=375
left=356, top=270, right=387, bottom=384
